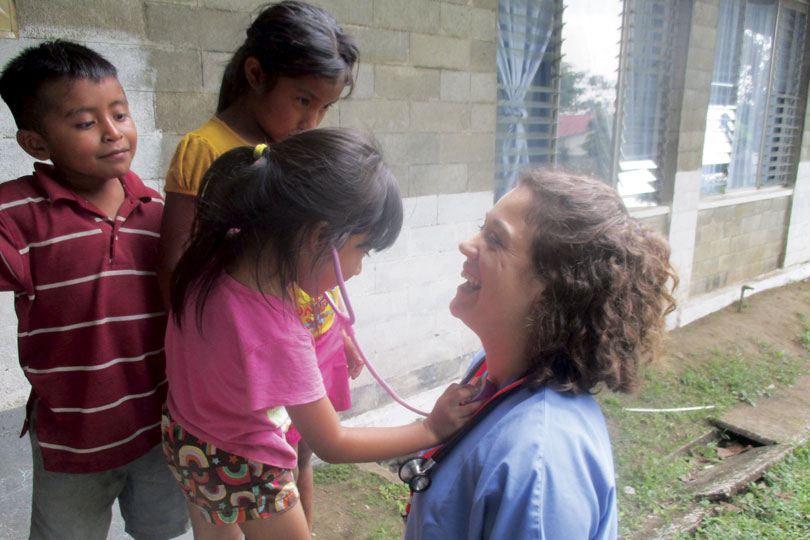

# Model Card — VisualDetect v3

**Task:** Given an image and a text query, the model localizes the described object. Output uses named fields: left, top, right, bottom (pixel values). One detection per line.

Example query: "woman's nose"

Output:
left=459, top=235, right=477, bottom=257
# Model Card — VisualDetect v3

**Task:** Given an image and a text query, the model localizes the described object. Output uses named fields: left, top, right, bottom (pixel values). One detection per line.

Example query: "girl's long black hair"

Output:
left=170, top=128, right=402, bottom=332
left=217, top=1, right=358, bottom=113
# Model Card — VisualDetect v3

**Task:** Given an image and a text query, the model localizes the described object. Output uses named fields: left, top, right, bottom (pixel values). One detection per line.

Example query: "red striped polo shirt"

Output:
left=0, top=162, right=168, bottom=473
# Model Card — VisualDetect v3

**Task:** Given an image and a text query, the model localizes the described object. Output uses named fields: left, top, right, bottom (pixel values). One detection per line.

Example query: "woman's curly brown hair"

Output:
left=520, top=170, right=677, bottom=394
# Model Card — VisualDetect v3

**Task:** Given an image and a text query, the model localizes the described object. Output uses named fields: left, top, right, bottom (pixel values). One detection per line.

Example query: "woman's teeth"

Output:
left=461, top=270, right=481, bottom=289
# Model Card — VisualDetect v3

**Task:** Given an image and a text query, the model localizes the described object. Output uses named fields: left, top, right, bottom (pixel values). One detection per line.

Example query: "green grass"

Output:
left=597, top=341, right=808, bottom=536
left=676, top=443, right=810, bottom=539
left=799, top=314, right=810, bottom=353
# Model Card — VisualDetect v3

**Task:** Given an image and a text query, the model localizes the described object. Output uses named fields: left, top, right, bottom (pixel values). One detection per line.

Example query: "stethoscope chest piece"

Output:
left=398, top=457, right=435, bottom=492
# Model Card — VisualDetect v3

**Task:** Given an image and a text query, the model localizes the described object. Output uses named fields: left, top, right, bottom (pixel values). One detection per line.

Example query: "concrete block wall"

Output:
left=666, top=0, right=718, bottom=325
left=0, top=0, right=498, bottom=414
left=691, top=195, right=791, bottom=296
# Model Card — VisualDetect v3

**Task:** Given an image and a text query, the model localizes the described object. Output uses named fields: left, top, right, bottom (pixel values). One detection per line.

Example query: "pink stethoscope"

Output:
left=324, top=247, right=430, bottom=417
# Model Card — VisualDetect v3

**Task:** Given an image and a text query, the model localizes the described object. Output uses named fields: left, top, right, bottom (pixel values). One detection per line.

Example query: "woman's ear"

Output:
left=244, top=56, right=264, bottom=91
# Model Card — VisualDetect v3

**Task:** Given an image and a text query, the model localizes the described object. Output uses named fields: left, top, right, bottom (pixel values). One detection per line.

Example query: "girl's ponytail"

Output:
left=172, top=129, right=402, bottom=335
left=170, top=146, right=257, bottom=329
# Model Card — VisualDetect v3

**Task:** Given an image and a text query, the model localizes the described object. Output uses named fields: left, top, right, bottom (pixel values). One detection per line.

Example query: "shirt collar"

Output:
left=31, top=162, right=153, bottom=204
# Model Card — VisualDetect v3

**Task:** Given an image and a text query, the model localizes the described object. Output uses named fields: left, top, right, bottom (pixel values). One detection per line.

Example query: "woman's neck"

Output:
left=479, top=335, right=530, bottom=388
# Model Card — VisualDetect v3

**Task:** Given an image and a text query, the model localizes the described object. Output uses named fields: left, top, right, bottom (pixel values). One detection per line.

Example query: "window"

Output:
left=0, top=0, right=18, bottom=39
left=495, top=0, right=682, bottom=206
left=701, top=0, right=808, bottom=195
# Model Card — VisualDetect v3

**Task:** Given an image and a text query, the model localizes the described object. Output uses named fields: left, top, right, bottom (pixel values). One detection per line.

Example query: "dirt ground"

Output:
left=308, top=279, right=810, bottom=540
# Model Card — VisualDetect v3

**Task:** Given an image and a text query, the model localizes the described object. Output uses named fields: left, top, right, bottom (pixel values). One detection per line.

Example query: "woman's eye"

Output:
left=76, top=121, right=94, bottom=129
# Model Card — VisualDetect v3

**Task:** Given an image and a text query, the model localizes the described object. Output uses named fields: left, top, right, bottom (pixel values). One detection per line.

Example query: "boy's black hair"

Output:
left=0, top=39, right=118, bottom=132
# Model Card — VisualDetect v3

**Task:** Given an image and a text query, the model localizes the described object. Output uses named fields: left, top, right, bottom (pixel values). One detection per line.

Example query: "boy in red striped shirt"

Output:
left=0, top=40, right=188, bottom=539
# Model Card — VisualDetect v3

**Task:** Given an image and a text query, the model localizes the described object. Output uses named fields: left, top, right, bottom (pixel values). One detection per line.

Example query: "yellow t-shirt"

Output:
left=164, top=116, right=249, bottom=196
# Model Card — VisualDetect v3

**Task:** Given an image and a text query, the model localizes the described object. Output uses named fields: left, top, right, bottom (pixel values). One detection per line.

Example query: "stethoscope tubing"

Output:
left=326, top=247, right=430, bottom=417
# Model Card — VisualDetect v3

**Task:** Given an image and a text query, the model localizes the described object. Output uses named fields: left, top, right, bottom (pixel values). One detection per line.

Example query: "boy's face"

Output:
left=19, top=76, right=137, bottom=192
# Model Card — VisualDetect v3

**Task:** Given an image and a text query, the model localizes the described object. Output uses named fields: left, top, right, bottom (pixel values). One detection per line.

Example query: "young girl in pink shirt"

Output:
left=162, top=128, right=479, bottom=539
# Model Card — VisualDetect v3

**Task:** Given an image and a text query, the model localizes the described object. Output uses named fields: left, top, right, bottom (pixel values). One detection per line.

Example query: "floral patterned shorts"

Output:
left=161, top=409, right=299, bottom=524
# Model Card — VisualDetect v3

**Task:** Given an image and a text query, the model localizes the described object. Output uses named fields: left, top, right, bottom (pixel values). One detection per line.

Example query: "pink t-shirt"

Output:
left=165, top=275, right=326, bottom=469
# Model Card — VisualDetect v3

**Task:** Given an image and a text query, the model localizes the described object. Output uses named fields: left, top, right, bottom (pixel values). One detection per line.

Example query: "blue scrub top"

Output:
left=403, top=386, right=618, bottom=540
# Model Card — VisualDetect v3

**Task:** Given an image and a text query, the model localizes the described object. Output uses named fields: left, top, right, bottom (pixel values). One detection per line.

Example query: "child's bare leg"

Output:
left=185, top=500, right=242, bottom=540
left=239, top=502, right=310, bottom=540
left=296, top=439, right=314, bottom=529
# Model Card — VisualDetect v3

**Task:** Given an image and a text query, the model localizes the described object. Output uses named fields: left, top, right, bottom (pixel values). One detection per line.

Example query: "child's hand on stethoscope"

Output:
left=342, top=329, right=365, bottom=379
left=424, top=379, right=486, bottom=443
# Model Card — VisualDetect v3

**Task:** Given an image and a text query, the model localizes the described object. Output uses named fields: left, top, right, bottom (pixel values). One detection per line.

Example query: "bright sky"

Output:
left=561, top=0, right=623, bottom=82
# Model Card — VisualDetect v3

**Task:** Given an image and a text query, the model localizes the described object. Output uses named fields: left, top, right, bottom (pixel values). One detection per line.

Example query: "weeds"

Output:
left=597, top=340, right=807, bottom=537
left=679, top=443, right=810, bottom=539
left=799, top=314, right=810, bottom=353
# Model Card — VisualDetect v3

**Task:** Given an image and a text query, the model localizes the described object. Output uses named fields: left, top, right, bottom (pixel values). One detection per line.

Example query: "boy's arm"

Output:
left=0, top=214, right=27, bottom=292
left=157, top=192, right=196, bottom=310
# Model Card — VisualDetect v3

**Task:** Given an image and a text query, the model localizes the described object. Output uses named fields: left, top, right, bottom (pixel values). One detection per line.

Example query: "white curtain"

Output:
left=728, top=0, right=777, bottom=190
left=496, top=0, right=556, bottom=199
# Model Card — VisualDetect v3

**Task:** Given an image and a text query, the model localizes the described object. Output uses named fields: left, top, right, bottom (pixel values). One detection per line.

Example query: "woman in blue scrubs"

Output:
left=403, top=170, right=677, bottom=540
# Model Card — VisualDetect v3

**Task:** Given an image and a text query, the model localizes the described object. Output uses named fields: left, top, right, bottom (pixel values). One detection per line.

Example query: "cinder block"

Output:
left=406, top=277, right=460, bottom=312
left=472, top=0, right=498, bottom=8
left=409, top=163, right=467, bottom=196
left=373, top=0, right=440, bottom=33
left=351, top=26, right=409, bottom=64
left=159, top=134, right=183, bottom=189
left=437, top=191, right=493, bottom=224
left=0, top=139, right=35, bottom=181
left=127, top=90, right=156, bottom=134
left=202, top=52, right=230, bottom=94
left=440, top=132, right=495, bottom=163
left=470, top=39, right=496, bottom=72
left=471, top=103, right=495, bottom=131
left=146, top=4, right=247, bottom=52
left=374, top=65, right=441, bottom=100
left=16, top=0, right=147, bottom=40
left=685, top=68, right=714, bottom=93
left=691, top=2, right=720, bottom=28
left=100, top=44, right=156, bottom=91
left=198, top=0, right=266, bottom=11
left=470, top=72, right=497, bottom=102
left=346, top=63, right=374, bottom=100
left=408, top=222, right=461, bottom=255
left=377, top=133, right=440, bottom=165
left=340, top=99, right=409, bottom=132
left=471, top=8, right=497, bottom=42
left=0, top=105, right=17, bottom=138
left=677, top=150, right=702, bottom=172
left=411, top=102, right=470, bottom=132
left=441, top=3, right=471, bottom=38
left=130, top=132, right=164, bottom=185
left=411, top=34, right=470, bottom=70
left=150, top=48, right=203, bottom=92
left=155, top=92, right=217, bottom=135
left=441, top=70, right=471, bottom=102
left=403, top=195, right=439, bottom=228
left=467, top=160, right=495, bottom=192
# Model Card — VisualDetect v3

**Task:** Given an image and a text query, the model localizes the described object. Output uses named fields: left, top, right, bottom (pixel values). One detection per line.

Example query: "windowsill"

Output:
left=699, top=186, right=794, bottom=210
left=628, top=205, right=671, bottom=219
